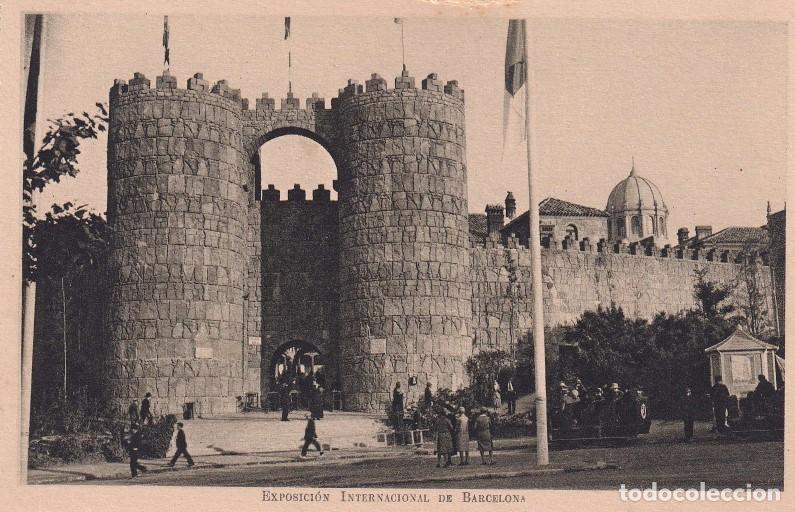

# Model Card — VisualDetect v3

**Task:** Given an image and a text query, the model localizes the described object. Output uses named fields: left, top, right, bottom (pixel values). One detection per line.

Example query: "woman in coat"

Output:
left=455, top=407, right=470, bottom=465
left=474, top=409, right=494, bottom=465
left=434, top=410, right=454, bottom=468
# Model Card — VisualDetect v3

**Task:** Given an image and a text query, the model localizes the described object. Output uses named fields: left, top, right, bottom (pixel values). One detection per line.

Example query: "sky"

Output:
left=36, top=15, right=787, bottom=241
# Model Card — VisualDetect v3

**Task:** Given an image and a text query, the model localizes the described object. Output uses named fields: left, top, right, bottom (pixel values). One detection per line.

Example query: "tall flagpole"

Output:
left=523, top=19, right=549, bottom=466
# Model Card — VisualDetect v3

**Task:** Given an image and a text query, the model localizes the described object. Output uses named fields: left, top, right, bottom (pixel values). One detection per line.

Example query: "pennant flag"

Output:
left=163, top=16, right=170, bottom=66
left=503, top=19, right=527, bottom=151
left=284, top=17, right=291, bottom=40
left=394, top=17, right=405, bottom=24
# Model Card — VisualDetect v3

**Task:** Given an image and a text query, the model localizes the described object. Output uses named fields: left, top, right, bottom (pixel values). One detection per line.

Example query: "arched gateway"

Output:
left=106, top=69, right=471, bottom=415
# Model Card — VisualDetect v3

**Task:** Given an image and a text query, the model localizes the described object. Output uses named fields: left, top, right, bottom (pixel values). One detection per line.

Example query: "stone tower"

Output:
left=334, top=72, right=472, bottom=411
left=106, top=71, right=248, bottom=415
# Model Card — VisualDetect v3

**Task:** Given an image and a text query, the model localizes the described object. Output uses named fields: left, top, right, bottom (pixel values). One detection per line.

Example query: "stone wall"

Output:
left=106, top=72, right=248, bottom=416
left=255, top=185, right=340, bottom=396
left=335, top=72, right=472, bottom=411
left=471, top=240, right=774, bottom=351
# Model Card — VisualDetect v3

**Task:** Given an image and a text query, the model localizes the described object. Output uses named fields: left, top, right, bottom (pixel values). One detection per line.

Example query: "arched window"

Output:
left=659, top=217, right=666, bottom=236
left=565, top=224, right=578, bottom=241
left=649, top=215, right=657, bottom=235
left=617, top=218, right=626, bottom=238
left=631, top=216, right=641, bottom=236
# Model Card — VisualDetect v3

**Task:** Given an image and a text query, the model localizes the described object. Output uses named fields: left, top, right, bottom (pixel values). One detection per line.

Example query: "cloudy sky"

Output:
left=36, top=15, right=786, bottom=241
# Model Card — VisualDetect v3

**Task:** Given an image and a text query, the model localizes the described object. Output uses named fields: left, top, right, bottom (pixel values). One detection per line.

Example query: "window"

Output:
left=607, top=219, right=612, bottom=239
left=617, top=218, right=626, bottom=238
left=659, top=217, right=666, bottom=236
left=649, top=215, right=657, bottom=235
left=540, top=224, right=554, bottom=244
left=631, top=216, right=641, bottom=236
left=565, top=224, right=578, bottom=241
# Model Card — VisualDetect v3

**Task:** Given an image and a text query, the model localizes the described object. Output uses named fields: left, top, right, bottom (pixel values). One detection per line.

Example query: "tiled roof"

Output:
left=700, top=226, right=768, bottom=246
left=704, top=326, right=778, bottom=352
left=468, top=213, right=487, bottom=244
left=539, top=197, right=609, bottom=218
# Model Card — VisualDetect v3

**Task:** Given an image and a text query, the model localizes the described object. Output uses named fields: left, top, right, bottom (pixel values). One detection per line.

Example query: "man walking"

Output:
left=126, top=423, right=147, bottom=478
left=300, top=414, right=324, bottom=458
left=710, top=376, right=730, bottom=433
left=140, top=392, right=154, bottom=426
left=424, top=382, right=433, bottom=408
left=168, top=422, right=194, bottom=467
left=681, top=387, right=697, bottom=442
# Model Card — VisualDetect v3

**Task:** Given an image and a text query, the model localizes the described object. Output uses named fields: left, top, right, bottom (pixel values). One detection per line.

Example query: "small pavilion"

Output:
left=704, top=326, right=779, bottom=397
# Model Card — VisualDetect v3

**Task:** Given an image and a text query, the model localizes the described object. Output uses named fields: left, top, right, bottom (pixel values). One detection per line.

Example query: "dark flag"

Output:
left=163, top=16, right=170, bottom=66
left=284, top=17, right=291, bottom=40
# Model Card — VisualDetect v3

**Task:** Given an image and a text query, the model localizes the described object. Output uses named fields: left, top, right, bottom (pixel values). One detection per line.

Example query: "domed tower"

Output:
left=333, top=71, right=472, bottom=412
left=606, top=160, right=669, bottom=243
left=106, top=72, right=248, bottom=416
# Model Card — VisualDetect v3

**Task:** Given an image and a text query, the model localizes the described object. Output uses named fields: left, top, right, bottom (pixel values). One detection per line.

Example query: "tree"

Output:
left=465, top=350, right=514, bottom=405
left=693, top=267, right=734, bottom=320
left=734, top=251, right=772, bottom=338
left=23, top=106, right=108, bottom=280
left=31, top=203, right=108, bottom=397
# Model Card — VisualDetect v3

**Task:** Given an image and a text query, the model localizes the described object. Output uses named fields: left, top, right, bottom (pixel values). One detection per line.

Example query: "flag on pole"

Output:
left=502, top=19, right=527, bottom=152
left=394, top=17, right=405, bottom=24
left=163, top=16, right=170, bottom=66
left=284, top=17, right=291, bottom=40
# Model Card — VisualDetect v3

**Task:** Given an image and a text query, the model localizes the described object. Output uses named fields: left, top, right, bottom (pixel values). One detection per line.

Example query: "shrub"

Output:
left=491, top=412, right=534, bottom=438
left=139, top=415, right=177, bottom=458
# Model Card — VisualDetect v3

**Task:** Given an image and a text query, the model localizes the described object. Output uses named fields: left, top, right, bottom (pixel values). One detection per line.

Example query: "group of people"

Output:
left=490, top=379, right=517, bottom=414
left=704, top=374, right=779, bottom=437
left=279, top=380, right=326, bottom=422
left=434, top=407, right=495, bottom=467
left=124, top=392, right=194, bottom=478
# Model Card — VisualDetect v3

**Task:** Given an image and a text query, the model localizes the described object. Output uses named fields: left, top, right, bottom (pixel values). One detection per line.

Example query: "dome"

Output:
left=606, top=163, right=668, bottom=214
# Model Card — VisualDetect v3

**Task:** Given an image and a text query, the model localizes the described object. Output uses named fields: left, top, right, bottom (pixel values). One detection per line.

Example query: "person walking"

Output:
left=310, top=385, right=324, bottom=420
left=474, top=409, right=494, bottom=465
left=128, top=399, right=140, bottom=425
left=168, top=422, right=195, bottom=467
left=126, top=423, right=147, bottom=478
left=280, top=384, right=291, bottom=422
left=434, top=410, right=454, bottom=468
left=505, top=378, right=516, bottom=415
left=455, top=407, right=470, bottom=465
left=681, top=387, right=697, bottom=442
left=710, top=376, right=730, bottom=433
left=140, top=392, right=153, bottom=426
left=300, top=414, right=324, bottom=458
left=492, top=380, right=502, bottom=412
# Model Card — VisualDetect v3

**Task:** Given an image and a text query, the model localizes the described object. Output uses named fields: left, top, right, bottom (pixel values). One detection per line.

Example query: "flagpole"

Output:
left=523, top=19, right=549, bottom=466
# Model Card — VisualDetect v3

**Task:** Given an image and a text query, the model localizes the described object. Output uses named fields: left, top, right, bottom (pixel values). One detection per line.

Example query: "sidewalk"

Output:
left=28, top=437, right=530, bottom=484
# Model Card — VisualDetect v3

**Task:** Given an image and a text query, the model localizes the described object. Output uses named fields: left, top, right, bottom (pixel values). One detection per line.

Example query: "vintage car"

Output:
left=548, top=385, right=652, bottom=443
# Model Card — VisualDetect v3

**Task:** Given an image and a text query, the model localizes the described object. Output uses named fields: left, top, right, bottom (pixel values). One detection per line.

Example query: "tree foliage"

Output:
left=465, top=350, right=514, bottom=405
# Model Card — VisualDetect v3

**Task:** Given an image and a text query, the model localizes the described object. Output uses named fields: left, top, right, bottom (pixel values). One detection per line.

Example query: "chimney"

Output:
left=695, top=225, right=712, bottom=240
left=485, top=204, right=505, bottom=237
left=504, top=191, right=516, bottom=220
left=677, top=227, right=690, bottom=247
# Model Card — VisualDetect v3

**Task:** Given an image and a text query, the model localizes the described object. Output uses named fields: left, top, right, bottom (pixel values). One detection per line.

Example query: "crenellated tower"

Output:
left=333, top=71, right=472, bottom=410
left=106, top=71, right=249, bottom=416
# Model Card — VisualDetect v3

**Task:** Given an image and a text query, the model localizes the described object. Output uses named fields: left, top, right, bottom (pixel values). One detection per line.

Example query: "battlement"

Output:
left=329, top=69, right=464, bottom=108
left=477, top=232, right=768, bottom=266
left=260, top=184, right=335, bottom=205
left=111, top=70, right=463, bottom=118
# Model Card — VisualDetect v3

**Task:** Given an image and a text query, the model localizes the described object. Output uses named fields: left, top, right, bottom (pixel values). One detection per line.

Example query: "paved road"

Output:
left=84, top=436, right=783, bottom=490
